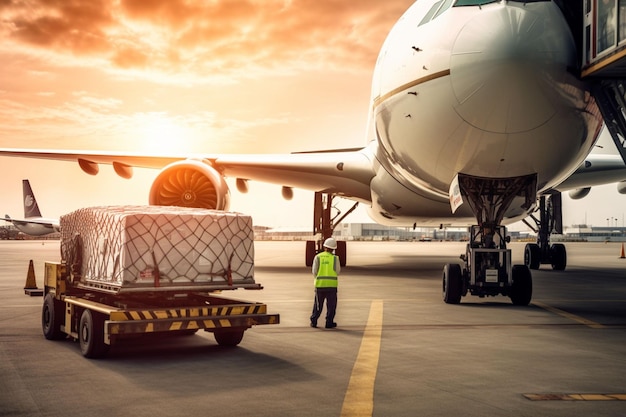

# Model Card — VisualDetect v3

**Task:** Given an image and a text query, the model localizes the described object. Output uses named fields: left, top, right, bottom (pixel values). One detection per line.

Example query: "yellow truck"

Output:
left=41, top=205, right=279, bottom=358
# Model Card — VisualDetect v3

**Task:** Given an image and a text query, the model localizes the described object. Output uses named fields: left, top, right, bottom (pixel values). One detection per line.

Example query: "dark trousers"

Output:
left=310, top=288, right=337, bottom=325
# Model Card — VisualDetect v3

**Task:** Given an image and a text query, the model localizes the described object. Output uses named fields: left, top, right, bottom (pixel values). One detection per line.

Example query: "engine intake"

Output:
left=149, top=159, right=230, bottom=210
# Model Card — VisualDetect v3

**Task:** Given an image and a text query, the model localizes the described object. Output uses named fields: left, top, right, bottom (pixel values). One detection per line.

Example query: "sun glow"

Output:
left=132, top=112, right=192, bottom=154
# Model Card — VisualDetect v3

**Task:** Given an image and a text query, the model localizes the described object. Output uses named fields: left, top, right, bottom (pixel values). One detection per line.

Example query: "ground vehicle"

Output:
left=41, top=206, right=279, bottom=358
left=442, top=225, right=532, bottom=306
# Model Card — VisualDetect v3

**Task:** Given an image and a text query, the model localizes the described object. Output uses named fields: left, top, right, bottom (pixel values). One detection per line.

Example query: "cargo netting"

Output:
left=60, top=206, right=255, bottom=290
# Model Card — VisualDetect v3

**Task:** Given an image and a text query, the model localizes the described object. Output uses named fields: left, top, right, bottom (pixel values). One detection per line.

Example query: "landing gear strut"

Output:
left=443, top=173, right=536, bottom=305
left=522, top=193, right=567, bottom=270
left=305, top=192, right=358, bottom=267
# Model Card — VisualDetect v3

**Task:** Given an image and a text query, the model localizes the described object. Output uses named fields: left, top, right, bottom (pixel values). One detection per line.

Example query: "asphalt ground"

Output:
left=1, top=240, right=626, bottom=417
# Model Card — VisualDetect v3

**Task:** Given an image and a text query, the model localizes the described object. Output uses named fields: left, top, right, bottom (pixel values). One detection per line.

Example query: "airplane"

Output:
left=1, top=1, right=626, bottom=305
left=2, top=180, right=60, bottom=236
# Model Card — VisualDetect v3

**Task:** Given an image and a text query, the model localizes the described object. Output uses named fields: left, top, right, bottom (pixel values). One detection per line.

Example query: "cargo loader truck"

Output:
left=41, top=205, right=279, bottom=358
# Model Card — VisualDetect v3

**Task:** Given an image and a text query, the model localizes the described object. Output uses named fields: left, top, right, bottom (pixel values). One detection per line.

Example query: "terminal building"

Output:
left=559, top=225, right=626, bottom=242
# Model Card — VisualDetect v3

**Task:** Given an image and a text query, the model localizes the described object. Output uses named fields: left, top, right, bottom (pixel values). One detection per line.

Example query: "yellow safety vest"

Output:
left=315, top=251, right=338, bottom=288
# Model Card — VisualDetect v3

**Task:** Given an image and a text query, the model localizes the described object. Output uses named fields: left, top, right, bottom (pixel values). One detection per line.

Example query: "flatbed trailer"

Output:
left=42, top=261, right=279, bottom=358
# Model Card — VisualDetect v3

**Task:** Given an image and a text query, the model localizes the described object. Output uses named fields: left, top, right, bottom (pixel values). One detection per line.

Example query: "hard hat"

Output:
left=323, top=238, right=337, bottom=250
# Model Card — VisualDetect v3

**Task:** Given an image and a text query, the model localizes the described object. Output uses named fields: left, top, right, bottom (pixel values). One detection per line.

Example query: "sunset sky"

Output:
left=0, top=0, right=624, bottom=230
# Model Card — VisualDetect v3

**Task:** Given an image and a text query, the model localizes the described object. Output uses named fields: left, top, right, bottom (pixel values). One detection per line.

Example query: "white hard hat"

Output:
left=323, top=238, right=337, bottom=250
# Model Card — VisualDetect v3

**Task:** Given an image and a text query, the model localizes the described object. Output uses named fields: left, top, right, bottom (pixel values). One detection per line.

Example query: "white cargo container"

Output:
left=59, top=205, right=257, bottom=292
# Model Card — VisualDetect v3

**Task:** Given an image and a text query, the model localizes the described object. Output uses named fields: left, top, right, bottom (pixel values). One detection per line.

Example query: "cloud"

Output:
left=1, top=0, right=414, bottom=81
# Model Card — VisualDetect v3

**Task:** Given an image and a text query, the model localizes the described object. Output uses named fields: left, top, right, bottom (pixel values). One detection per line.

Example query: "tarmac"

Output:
left=1, top=240, right=625, bottom=417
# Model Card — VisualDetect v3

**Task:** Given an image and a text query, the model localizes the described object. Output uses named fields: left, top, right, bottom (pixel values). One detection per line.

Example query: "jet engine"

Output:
left=618, top=181, right=626, bottom=195
left=568, top=187, right=591, bottom=200
left=149, top=159, right=230, bottom=210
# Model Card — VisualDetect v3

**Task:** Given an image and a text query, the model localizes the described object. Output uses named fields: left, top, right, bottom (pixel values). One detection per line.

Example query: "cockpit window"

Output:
left=419, top=0, right=455, bottom=26
left=453, top=0, right=499, bottom=6
left=453, top=0, right=548, bottom=5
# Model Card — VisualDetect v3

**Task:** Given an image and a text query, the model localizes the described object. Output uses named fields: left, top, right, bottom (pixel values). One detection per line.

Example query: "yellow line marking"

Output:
left=341, top=300, right=383, bottom=417
left=532, top=301, right=605, bottom=329
left=524, top=393, right=626, bottom=401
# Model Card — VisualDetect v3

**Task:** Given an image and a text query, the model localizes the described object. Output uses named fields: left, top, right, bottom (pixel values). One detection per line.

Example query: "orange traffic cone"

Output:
left=24, top=260, right=43, bottom=296
left=620, top=243, right=625, bottom=259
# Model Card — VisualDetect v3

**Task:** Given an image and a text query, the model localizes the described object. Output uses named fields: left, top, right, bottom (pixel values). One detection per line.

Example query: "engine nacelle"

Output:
left=149, top=159, right=230, bottom=210
left=568, top=187, right=591, bottom=200
left=618, top=181, right=626, bottom=195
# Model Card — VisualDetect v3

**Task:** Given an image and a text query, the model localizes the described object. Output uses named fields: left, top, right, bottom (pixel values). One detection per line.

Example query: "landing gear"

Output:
left=443, top=225, right=532, bottom=306
left=443, top=173, right=536, bottom=305
left=522, top=193, right=567, bottom=270
left=305, top=192, right=357, bottom=267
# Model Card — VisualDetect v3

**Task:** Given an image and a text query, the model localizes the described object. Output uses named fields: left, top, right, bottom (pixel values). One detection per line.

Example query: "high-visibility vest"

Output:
left=315, top=251, right=338, bottom=288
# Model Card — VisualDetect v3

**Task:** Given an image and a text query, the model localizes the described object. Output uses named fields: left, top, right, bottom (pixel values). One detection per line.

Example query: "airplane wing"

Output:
left=0, top=147, right=377, bottom=203
left=555, top=154, right=626, bottom=191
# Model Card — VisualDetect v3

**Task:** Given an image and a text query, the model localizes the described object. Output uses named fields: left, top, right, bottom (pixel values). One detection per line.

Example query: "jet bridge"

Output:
left=578, top=0, right=626, bottom=165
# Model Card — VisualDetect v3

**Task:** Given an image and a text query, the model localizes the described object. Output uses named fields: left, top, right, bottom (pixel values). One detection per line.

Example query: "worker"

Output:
left=310, top=237, right=340, bottom=329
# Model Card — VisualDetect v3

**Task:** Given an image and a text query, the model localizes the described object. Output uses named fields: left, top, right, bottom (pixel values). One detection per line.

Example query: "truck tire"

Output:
left=79, top=309, right=109, bottom=358
left=442, top=263, right=462, bottom=304
left=42, top=293, right=65, bottom=340
left=214, top=328, right=245, bottom=346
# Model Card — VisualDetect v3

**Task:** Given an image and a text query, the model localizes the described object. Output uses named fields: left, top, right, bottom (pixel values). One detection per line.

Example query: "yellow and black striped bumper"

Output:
left=106, top=303, right=279, bottom=336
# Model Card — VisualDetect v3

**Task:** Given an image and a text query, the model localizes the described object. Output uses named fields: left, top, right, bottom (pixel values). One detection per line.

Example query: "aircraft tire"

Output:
left=42, top=293, right=65, bottom=340
left=336, top=240, right=347, bottom=267
left=550, top=243, right=567, bottom=271
left=442, top=263, right=462, bottom=304
left=510, top=265, right=532, bottom=306
left=305, top=241, right=316, bottom=267
left=524, top=243, right=541, bottom=270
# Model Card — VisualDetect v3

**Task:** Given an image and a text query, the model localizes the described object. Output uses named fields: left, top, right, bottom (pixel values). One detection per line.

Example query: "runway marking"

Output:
left=524, top=393, right=626, bottom=401
left=340, top=300, right=383, bottom=417
left=533, top=301, right=605, bottom=329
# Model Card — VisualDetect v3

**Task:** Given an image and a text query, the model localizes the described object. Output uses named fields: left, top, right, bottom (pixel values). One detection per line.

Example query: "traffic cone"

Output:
left=23, top=260, right=43, bottom=296
left=24, top=260, right=37, bottom=289
left=620, top=243, right=625, bottom=259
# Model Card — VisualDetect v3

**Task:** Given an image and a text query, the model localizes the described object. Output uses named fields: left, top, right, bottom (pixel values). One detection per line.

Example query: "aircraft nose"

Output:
left=449, top=4, right=575, bottom=134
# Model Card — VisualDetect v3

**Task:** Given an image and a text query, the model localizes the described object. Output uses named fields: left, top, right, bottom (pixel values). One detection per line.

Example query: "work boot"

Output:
left=325, top=322, right=337, bottom=329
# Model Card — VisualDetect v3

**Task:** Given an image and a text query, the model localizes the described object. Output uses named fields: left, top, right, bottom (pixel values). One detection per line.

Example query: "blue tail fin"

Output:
left=22, top=180, right=42, bottom=218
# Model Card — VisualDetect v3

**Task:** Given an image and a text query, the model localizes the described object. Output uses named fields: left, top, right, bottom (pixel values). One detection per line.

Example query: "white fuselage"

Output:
left=365, top=0, right=603, bottom=226
left=9, top=219, right=59, bottom=236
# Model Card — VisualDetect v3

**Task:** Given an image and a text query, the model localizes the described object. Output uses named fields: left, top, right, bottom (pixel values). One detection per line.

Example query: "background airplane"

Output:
left=2, top=180, right=60, bottom=236
left=1, top=1, right=626, bottom=304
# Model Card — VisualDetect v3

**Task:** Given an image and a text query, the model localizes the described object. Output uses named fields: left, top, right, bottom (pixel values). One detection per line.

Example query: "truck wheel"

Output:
left=214, top=328, right=245, bottom=346
left=42, top=293, right=65, bottom=340
left=510, top=265, right=532, bottom=306
left=79, top=309, right=109, bottom=358
left=442, top=264, right=462, bottom=304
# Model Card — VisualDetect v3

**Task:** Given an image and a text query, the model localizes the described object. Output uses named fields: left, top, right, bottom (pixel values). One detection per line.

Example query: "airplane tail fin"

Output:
left=22, top=179, right=42, bottom=218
